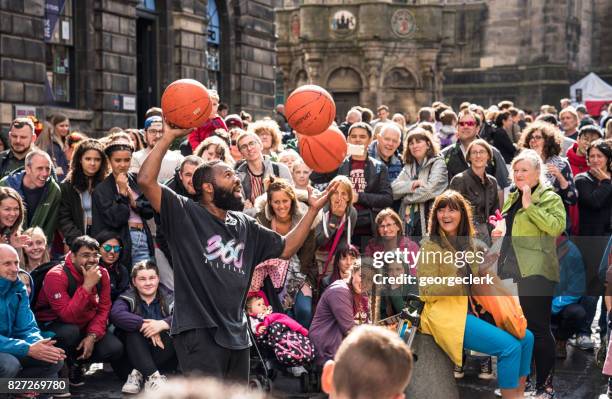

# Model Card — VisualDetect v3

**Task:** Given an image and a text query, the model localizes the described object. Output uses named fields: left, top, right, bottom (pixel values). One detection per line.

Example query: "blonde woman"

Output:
left=22, top=227, right=51, bottom=273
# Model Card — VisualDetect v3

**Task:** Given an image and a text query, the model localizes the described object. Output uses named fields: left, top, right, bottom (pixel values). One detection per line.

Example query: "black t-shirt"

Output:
left=22, top=183, right=45, bottom=225
left=160, top=186, right=285, bottom=349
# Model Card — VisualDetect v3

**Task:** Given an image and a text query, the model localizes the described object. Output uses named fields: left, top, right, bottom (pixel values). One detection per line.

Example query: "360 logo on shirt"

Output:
left=204, top=235, right=245, bottom=270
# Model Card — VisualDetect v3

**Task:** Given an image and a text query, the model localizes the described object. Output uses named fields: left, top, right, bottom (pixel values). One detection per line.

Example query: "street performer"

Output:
left=137, top=119, right=336, bottom=382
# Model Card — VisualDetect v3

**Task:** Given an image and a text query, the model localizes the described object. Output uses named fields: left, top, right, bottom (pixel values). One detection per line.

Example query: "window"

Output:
left=207, top=0, right=220, bottom=91
left=44, top=0, right=74, bottom=105
left=137, top=0, right=156, bottom=11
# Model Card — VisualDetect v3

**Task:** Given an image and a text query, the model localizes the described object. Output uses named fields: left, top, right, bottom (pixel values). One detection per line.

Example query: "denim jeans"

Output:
left=130, top=229, right=150, bottom=266
left=0, top=352, right=63, bottom=379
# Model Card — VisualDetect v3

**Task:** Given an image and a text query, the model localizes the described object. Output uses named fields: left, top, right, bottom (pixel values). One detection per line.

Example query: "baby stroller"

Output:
left=377, top=294, right=425, bottom=359
left=246, top=309, right=318, bottom=394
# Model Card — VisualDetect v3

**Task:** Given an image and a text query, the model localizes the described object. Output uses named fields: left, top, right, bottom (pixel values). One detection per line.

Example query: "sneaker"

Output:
left=453, top=364, right=464, bottom=379
left=573, top=334, right=595, bottom=350
left=289, top=366, right=307, bottom=377
left=122, top=369, right=144, bottom=394
left=69, top=364, right=85, bottom=387
left=144, top=371, right=167, bottom=392
left=494, top=388, right=502, bottom=397
left=533, top=387, right=555, bottom=399
left=478, top=357, right=495, bottom=380
left=555, top=340, right=567, bottom=359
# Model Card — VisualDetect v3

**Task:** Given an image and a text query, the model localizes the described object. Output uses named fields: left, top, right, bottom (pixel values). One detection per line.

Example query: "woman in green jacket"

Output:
left=499, top=149, right=566, bottom=399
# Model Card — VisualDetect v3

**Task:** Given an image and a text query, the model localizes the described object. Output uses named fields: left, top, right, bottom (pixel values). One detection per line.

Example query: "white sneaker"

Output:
left=144, top=371, right=167, bottom=392
left=121, top=369, right=143, bottom=394
left=289, top=366, right=307, bottom=377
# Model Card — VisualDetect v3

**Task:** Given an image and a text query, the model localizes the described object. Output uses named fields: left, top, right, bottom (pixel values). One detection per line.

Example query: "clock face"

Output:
left=391, top=9, right=417, bottom=38
left=331, top=10, right=357, bottom=35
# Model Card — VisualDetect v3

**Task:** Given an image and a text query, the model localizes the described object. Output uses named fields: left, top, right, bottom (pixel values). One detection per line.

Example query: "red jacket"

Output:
left=35, top=253, right=111, bottom=339
left=188, top=115, right=228, bottom=151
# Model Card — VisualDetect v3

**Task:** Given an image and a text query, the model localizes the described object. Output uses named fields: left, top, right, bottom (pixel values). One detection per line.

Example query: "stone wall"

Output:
left=276, top=2, right=456, bottom=121
left=0, top=0, right=278, bottom=134
left=0, top=0, right=46, bottom=127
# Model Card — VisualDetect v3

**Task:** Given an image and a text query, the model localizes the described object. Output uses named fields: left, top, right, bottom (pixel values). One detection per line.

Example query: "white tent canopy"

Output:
left=570, top=72, right=612, bottom=115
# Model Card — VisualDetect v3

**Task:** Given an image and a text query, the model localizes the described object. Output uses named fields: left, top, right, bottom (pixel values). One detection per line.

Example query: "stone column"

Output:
left=233, top=1, right=277, bottom=117
left=0, top=0, right=46, bottom=130
left=364, top=45, right=385, bottom=109
left=172, top=5, right=208, bottom=84
left=92, top=0, right=139, bottom=134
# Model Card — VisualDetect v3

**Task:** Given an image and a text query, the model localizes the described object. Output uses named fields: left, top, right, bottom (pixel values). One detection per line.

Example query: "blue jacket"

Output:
left=0, top=277, right=43, bottom=357
left=552, top=236, right=586, bottom=314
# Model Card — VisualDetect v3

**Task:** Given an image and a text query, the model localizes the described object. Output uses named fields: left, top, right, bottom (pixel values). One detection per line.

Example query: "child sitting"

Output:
left=246, top=292, right=315, bottom=372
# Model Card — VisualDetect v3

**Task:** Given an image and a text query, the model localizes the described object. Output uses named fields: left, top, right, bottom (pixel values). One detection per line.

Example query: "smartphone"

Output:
left=347, top=143, right=365, bottom=156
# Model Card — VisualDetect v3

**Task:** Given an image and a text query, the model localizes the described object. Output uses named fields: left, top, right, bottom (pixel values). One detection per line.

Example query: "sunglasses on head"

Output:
left=102, top=244, right=122, bottom=253
left=12, top=121, right=27, bottom=129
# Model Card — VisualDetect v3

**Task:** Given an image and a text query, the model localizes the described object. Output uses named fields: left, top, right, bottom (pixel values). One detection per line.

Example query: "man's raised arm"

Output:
left=138, top=120, right=192, bottom=212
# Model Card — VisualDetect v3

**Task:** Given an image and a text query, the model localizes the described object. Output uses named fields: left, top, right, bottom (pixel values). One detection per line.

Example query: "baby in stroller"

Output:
left=246, top=291, right=315, bottom=376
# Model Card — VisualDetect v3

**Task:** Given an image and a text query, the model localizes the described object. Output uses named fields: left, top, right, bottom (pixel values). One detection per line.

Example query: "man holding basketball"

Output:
left=138, top=119, right=336, bottom=382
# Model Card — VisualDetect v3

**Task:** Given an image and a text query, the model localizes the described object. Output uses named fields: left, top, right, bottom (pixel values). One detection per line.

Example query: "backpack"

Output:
left=29, top=262, right=102, bottom=309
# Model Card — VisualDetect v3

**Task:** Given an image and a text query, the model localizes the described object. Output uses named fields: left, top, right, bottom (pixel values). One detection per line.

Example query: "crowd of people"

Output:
left=0, top=91, right=611, bottom=399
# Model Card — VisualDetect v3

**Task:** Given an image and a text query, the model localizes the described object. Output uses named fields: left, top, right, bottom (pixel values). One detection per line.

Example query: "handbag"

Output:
left=469, top=273, right=527, bottom=339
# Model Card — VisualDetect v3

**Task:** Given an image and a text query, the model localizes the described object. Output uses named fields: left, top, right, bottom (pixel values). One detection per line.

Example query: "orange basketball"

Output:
left=161, top=79, right=212, bottom=128
left=298, top=126, right=347, bottom=173
left=285, top=85, right=336, bottom=136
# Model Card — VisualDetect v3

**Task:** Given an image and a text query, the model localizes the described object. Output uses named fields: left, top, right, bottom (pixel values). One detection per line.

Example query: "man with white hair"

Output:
left=0, top=149, right=61, bottom=242
left=0, top=244, right=65, bottom=379
left=339, top=108, right=363, bottom=137
left=368, top=123, right=403, bottom=183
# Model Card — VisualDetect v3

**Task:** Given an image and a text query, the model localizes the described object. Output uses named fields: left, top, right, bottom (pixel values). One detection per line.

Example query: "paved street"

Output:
left=66, top=340, right=607, bottom=399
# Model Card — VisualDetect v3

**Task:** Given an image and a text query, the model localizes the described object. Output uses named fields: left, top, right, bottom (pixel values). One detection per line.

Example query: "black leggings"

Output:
left=518, top=276, right=555, bottom=389
left=551, top=303, right=587, bottom=341
left=125, top=331, right=177, bottom=378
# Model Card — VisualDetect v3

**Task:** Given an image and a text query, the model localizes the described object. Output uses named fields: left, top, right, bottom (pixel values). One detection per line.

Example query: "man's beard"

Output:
left=212, top=185, right=244, bottom=212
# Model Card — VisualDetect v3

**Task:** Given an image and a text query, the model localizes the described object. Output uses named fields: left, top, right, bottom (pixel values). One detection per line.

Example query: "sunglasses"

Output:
left=102, top=244, right=122, bottom=253
left=458, top=121, right=476, bottom=127
left=12, top=121, right=28, bottom=129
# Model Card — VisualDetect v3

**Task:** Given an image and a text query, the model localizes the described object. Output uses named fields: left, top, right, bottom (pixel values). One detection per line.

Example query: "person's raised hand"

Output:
left=116, top=173, right=130, bottom=196
left=10, top=234, right=32, bottom=249
left=163, top=118, right=194, bottom=140
left=520, top=184, right=532, bottom=209
left=81, top=264, right=101, bottom=292
left=309, top=181, right=340, bottom=211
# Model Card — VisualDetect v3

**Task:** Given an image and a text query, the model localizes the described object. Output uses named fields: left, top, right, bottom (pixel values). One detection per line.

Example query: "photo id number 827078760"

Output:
left=0, top=378, right=69, bottom=394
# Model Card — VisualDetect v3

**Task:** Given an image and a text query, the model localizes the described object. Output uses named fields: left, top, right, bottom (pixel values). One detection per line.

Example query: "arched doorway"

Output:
left=383, top=67, right=418, bottom=118
left=327, top=67, right=362, bottom=122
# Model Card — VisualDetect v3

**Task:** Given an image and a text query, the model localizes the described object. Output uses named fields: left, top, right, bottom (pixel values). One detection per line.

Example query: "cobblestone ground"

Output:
left=69, top=341, right=607, bottom=399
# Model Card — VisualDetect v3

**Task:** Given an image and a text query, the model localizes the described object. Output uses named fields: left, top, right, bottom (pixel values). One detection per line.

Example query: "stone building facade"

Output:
left=0, top=0, right=278, bottom=135
left=276, top=0, right=612, bottom=118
